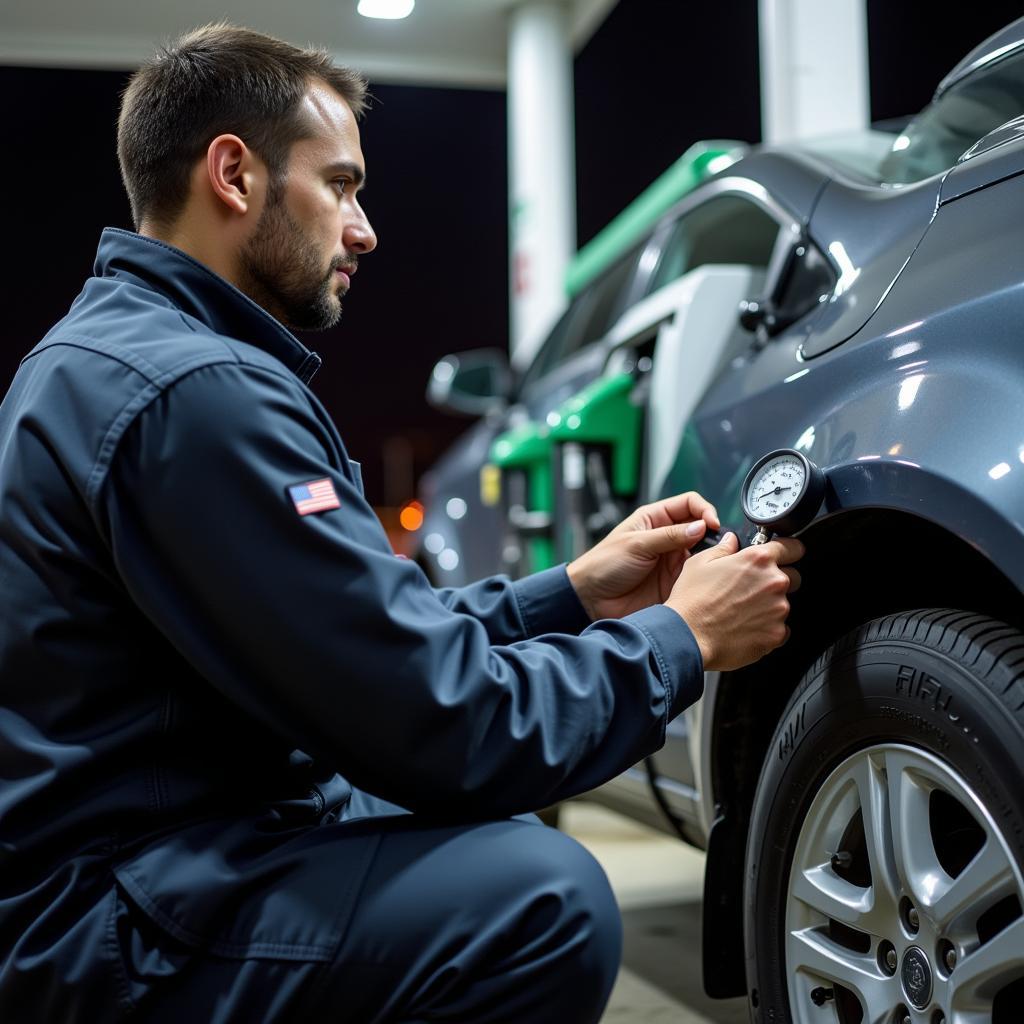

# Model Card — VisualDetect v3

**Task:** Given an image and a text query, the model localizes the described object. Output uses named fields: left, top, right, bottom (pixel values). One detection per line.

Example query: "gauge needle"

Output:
left=755, top=485, right=792, bottom=500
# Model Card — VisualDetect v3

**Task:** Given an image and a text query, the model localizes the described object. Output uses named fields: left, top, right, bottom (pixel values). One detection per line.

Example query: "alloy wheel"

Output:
left=785, top=743, right=1024, bottom=1023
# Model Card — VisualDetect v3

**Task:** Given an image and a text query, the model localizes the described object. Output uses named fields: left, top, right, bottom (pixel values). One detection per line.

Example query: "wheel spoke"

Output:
left=792, top=863, right=872, bottom=927
left=950, top=915, right=1024, bottom=1008
left=884, top=749, right=942, bottom=906
left=929, top=836, right=1016, bottom=935
left=789, top=926, right=892, bottom=1019
left=851, top=754, right=900, bottom=914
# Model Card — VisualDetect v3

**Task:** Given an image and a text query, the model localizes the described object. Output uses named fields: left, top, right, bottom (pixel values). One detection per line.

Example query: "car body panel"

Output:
left=797, top=175, right=942, bottom=359
left=704, top=152, right=829, bottom=223
left=941, top=120, right=1024, bottom=202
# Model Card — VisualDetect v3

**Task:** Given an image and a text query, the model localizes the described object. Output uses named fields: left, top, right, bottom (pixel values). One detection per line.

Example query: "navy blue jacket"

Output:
left=0, top=229, right=702, bottom=998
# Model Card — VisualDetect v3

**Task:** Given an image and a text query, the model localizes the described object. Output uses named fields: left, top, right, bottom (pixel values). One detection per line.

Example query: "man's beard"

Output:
left=238, top=193, right=347, bottom=332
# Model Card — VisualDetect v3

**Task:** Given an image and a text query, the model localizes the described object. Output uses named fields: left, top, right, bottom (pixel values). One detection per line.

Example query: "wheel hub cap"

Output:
left=902, top=946, right=932, bottom=1010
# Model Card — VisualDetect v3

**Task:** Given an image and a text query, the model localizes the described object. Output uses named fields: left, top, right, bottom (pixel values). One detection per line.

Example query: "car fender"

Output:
left=686, top=331, right=1024, bottom=838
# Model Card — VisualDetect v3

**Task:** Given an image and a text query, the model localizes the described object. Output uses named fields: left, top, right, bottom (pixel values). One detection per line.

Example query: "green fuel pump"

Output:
left=548, top=371, right=643, bottom=561
left=488, top=370, right=645, bottom=574
left=488, top=421, right=556, bottom=576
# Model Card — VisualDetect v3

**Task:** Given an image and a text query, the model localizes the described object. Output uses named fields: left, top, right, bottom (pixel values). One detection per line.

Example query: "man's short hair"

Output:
left=117, top=23, right=368, bottom=230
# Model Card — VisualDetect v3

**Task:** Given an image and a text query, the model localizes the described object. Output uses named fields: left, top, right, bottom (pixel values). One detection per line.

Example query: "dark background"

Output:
left=2, top=0, right=1021, bottom=504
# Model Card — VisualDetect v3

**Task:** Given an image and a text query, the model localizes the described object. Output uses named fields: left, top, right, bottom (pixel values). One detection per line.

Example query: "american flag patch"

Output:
left=288, top=478, right=340, bottom=516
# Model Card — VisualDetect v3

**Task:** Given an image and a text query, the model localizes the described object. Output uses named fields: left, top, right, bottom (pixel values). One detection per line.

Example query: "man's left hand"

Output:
left=566, top=492, right=720, bottom=621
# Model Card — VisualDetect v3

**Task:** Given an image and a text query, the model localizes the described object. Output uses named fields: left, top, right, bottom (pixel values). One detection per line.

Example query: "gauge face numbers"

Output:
left=745, top=453, right=807, bottom=523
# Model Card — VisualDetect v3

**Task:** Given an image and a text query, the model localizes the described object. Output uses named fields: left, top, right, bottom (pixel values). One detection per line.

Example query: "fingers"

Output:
left=737, top=542, right=801, bottom=594
left=645, top=492, right=720, bottom=532
left=667, top=527, right=804, bottom=671
left=781, top=566, right=802, bottom=594
left=762, top=537, right=806, bottom=566
left=679, top=531, right=739, bottom=571
left=685, top=519, right=708, bottom=540
left=704, top=531, right=739, bottom=558
left=700, top=504, right=721, bottom=532
left=633, top=520, right=708, bottom=557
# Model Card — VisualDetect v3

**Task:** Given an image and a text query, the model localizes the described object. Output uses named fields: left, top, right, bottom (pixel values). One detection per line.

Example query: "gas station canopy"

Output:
left=0, top=0, right=617, bottom=87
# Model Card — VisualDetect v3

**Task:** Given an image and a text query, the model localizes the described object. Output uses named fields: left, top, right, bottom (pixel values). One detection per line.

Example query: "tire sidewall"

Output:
left=744, top=633, right=1024, bottom=1023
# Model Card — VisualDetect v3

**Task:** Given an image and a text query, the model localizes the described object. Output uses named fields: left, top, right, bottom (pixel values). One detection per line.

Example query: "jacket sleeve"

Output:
left=96, top=362, right=704, bottom=817
left=432, top=566, right=593, bottom=644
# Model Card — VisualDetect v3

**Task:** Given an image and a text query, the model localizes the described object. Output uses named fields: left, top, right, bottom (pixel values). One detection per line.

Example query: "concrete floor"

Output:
left=561, top=802, right=749, bottom=1024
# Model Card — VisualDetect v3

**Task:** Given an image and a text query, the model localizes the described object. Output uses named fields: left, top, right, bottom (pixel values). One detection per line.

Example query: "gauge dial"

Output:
left=745, top=452, right=807, bottom=522
left=741, top=448, right=825, bottom=537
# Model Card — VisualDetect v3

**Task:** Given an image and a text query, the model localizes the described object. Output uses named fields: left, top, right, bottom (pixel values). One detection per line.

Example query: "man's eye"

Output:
left=333, top=180, right=348, bottom=196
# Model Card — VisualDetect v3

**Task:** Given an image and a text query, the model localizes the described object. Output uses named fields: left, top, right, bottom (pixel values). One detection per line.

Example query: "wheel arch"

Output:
left=701, top=503, right=1024, bottom=998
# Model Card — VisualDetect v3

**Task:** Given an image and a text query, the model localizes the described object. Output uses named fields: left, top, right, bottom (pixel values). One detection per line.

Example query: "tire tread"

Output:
left=809, top=607, right=1024, bottom=727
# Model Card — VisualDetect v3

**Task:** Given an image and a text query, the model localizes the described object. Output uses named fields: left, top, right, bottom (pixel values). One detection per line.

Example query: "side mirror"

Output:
left=427, top=348, right=511, bottom=417
left=738, top=229, right=815, bottom=348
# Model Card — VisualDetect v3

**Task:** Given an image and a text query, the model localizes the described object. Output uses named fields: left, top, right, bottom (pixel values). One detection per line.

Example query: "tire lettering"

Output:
left=879, top=705, right=950, bottom=751
left=895, top=664, right=954, bottom=715
left=778, top=702, right=807, bottom=761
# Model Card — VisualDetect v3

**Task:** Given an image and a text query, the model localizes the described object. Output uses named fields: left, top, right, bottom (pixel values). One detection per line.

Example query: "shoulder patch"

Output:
left=288, top=478, right=340, bottom=516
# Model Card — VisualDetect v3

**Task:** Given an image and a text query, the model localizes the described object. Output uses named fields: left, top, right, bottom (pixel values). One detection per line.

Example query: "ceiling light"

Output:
left=358, top=0, right=415, bottom=19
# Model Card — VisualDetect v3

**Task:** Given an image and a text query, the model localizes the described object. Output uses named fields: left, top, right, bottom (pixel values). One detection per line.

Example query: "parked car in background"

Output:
left=421, top=17, right=1024, bottom=1024
left=415, top=139, right=749, bottom=584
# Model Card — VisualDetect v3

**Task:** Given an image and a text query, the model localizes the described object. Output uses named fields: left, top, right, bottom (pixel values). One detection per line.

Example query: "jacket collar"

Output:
left=94, top=228, right=322, bottom=384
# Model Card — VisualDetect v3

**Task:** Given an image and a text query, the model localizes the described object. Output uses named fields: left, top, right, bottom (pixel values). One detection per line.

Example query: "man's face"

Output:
left=239, top=83, right=376, bottom=331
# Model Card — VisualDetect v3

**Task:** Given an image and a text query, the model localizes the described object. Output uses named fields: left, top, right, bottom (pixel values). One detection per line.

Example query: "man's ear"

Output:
left=205, top=134, right=263, bottom=216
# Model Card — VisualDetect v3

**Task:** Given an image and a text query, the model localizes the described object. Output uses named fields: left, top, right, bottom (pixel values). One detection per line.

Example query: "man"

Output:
left=0, top=24, right=802, bottom=1023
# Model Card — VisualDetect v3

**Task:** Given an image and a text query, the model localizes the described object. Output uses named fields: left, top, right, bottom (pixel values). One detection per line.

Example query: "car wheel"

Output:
left=744, top=609, right=1024, bottom=1024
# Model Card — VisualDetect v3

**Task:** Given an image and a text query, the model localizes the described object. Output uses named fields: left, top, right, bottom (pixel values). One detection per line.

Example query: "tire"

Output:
left=744, top=609, right=1024, bottom=1024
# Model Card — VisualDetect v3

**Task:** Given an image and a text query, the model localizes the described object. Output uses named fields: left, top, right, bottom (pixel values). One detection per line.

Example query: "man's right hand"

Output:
left=666, top=533, right=804, bottom=671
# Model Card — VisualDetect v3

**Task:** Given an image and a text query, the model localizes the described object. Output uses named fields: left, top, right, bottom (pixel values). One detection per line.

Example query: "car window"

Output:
left=879, top=48, right=1024, bottom=184
left=520, top=245, right=641, bottom=390
left=648, top=195, right=780, bottom=294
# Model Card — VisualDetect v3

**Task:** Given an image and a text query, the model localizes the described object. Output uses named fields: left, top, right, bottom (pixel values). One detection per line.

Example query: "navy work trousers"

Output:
left=112, top=793, right=623, bottom=1023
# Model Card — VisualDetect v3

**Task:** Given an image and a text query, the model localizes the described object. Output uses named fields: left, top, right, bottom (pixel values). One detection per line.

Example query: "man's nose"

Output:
left=344, top=210, right=377, bottom=255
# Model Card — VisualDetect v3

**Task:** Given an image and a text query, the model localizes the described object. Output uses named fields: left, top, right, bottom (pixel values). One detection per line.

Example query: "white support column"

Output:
left=507, top=1, right=576, bottom=368
left=759, top=0, right=870, bottom=144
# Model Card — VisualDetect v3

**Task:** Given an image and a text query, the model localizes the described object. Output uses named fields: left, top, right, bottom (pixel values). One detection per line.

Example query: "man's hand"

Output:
left=567, top=492, right=720, bottom=621
left=667, top=533, right=804, bottom=671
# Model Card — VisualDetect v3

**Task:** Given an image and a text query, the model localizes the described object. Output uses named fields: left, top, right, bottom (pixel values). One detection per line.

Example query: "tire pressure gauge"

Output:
left=742, top=448, right=825, bottom=545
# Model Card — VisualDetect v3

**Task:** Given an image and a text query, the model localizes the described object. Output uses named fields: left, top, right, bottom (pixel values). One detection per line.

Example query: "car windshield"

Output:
left=796, top=47, right=1024, bottom=186
left=793, top=129, right=902, bottom=181
left=879, top=47, right=1024, bottom=183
